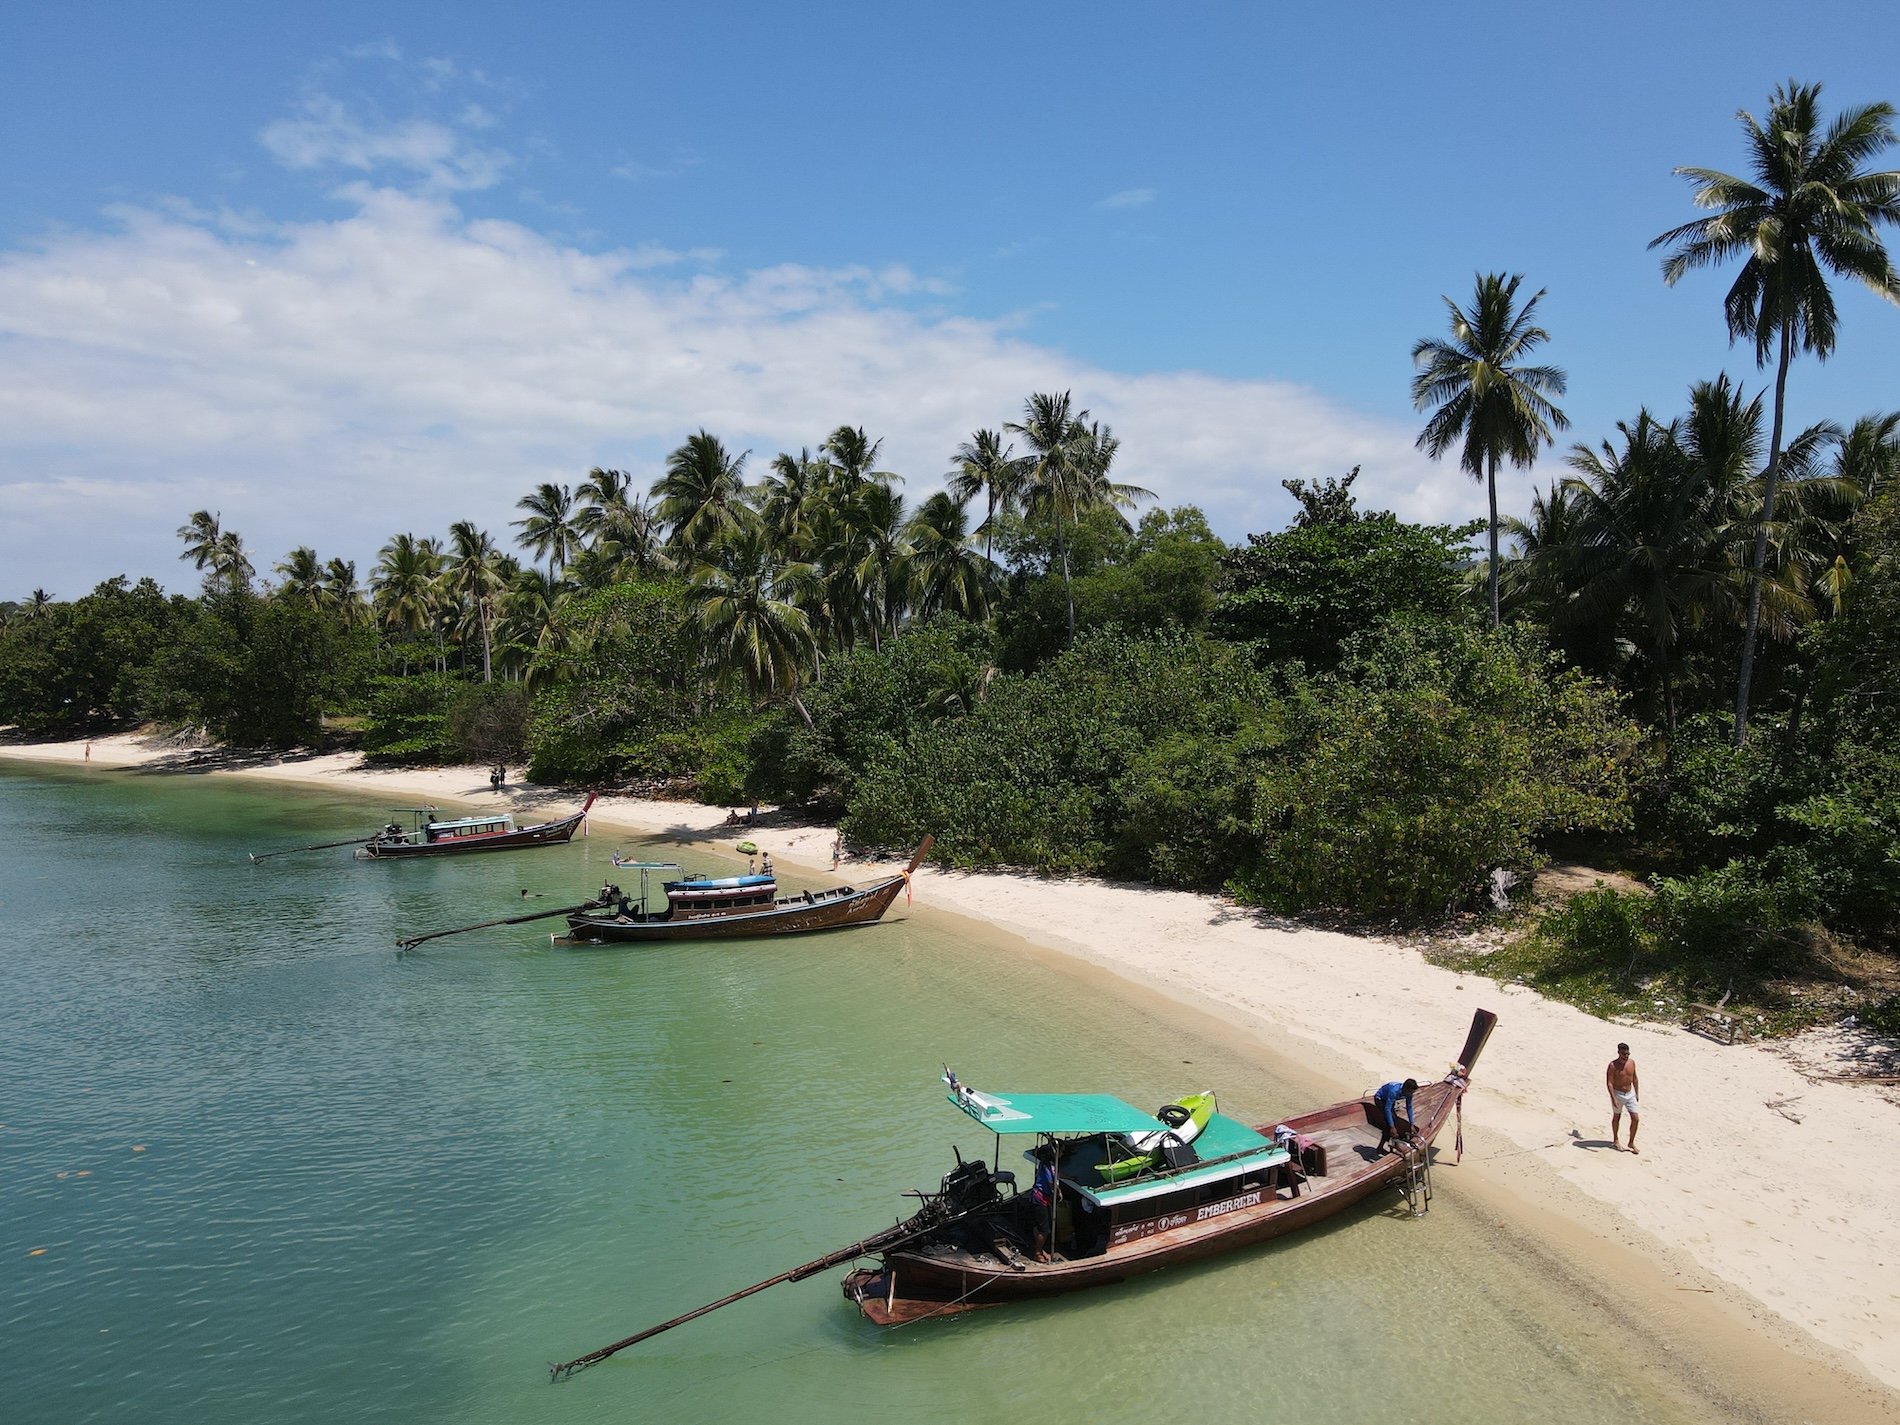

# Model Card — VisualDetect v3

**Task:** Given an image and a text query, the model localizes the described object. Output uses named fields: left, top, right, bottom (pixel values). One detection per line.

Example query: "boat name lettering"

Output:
left=1194, top=1190, right=1263, bottom=1223
left=1107, top=1189, right=1265, bottom=1247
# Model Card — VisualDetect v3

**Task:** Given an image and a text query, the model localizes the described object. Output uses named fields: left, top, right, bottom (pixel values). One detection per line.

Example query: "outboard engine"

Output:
left=938, top=1158, right=999, bottom=1214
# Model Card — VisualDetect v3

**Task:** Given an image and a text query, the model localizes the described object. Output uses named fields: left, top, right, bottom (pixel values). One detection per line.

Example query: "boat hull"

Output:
left=562, top=875, right=908, bottom=942
left=355, top=809, right=587, bottom=858
left=844, top=1012, right=1495, bottom=1325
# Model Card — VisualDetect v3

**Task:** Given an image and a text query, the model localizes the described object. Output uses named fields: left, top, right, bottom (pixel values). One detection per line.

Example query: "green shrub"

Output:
left=1534, top=888, right=1653, bottom=978
left=846, top=629, right=1269, bottom=872
left=1861, top=996, right=1900, bottom=1035
left=444, top=682, right=530, bottom=764
left=1229, top=621, right=1640, bottom=920
left=359, top=673, right=457, bottom=761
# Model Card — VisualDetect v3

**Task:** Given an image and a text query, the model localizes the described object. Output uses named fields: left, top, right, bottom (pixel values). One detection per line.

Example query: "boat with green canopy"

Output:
left=839, top=1008, right=1498, bottom=1323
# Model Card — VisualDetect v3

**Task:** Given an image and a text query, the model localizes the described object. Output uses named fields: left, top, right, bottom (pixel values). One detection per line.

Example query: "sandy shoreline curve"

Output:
left=7, top=732, right=1900, bottom=1418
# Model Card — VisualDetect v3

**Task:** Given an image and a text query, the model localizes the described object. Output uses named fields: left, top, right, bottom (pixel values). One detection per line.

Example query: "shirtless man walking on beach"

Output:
left=1607, top=1043, right=1640, bottom=1154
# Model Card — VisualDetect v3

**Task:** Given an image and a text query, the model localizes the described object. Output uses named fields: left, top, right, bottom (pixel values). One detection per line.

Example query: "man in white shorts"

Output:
left=1606, top=1042, right=1640, bottom=1154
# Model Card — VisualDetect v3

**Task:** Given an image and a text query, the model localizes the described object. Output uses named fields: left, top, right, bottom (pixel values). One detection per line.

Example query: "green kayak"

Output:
left=1096, top=1091, right=1216, bottom=1182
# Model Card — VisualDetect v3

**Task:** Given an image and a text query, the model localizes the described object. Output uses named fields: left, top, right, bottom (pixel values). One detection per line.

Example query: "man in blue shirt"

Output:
left=1372, top=1078, right=1419, bottom=1153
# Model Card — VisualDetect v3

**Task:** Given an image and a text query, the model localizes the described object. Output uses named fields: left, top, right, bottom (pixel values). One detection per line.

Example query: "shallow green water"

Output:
left=1, top=764, right=1695, bottom=1423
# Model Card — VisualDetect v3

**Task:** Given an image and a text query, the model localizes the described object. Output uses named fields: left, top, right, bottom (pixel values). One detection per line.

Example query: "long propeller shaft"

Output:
left=549, top=1218, right=927, bottom=1380
left=396, top=898, right=606, bottom=952
left=248, top=835, right=380, bottom=863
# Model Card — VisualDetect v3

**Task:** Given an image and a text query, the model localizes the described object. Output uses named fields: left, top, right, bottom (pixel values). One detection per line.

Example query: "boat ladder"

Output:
left=1394, top=1141, right=1433, bottom=1217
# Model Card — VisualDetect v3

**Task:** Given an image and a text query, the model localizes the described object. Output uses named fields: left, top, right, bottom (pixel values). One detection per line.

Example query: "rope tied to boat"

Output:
left=1443, top=1066, right=1471, bottom=1163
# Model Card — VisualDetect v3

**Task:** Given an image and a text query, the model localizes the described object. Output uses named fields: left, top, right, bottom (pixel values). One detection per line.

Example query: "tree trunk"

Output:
left=480, top=601, right=493, bottom=684
left=1735, top=325, right=1794, bottom=748
left=1486, top=453, right=1501, bottom=631
left=1058, top=518, right=1076, bottom=645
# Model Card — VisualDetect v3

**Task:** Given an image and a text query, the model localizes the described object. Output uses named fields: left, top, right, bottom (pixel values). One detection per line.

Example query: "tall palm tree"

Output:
left=1560, top=412, right=1711, bottom=731
left=273, top=546, right=324, bottom=602
left=845, top=481, right=911, bottom=649
left=654, top=431, right=752, bottom=555
left=946, top=429, right=1024, bottom=562
left=499, top=566, right=571, bottom=688
left=445, top=521, right=508, bottom=682
left=819, top=425, right=898, bottom=494
left=757, top=450, right=824, bottom=559
left=512, top=482, right=580, bottom=581
left=26, top=588, right=54, bottom=620
left=1006, top=394, right=1153, bottom=644
left=321, top=558, right=370, bottom=629
left=688, top=525, right=818, bottom=722
left=902, top=492, right=997, bottom=620
left=176, top=510, right=222, bottom=574
left=372, top=533, right=441, bottom=673
left=213, top=531, right=255, bottom=593
left=1412, top=273, right=1570, bottom=630
left=573, top=467, right=632, bottom=544
left=1650, top=80, right=1900, bottom=743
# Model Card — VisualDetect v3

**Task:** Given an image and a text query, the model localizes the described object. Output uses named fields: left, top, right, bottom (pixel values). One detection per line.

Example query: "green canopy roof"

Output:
left=947, top=1087, right=1161, bottom=1136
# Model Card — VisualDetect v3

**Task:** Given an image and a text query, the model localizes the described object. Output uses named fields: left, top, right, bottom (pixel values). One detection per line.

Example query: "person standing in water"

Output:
left=1607, top=1043, right=1641, bottom=1153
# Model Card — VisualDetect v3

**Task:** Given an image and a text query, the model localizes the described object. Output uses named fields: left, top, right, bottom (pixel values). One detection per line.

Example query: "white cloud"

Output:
left=0, top=188, right=1457, bottom=595
left=1097, top=187, right=1157, bottom=210
left=260, top=92, right=509, bottom=191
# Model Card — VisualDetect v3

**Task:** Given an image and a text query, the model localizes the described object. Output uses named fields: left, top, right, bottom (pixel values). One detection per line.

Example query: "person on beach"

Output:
left=760, top=852, right=773, bottom=878
left=1372, top=1079, right=1418, bottom=1152
left=830, top=832, right=842, bottom=870
left=1607, top=1043, right=1641, bottom=1153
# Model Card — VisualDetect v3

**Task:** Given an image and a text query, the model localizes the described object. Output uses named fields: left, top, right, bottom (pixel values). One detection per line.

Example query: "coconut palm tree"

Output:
left=444, top=522, right=508, bottom=682
left=1412, top=273, right=1570, bottom=630
left=26, top=588, right=54, bottom=620
left=946, top=429, right=1025, bottom=562
left=688, top=525, right=818, bottom=722
left=321, top=558, right=370, bottom=629
left=500, top=566, right=571, bottom=688
left=1559, top=412, right=1713, bottom=730
left=902, top=492, right=997, bottom=621
left=512, top=482, right=580, bottom=581
left=573, top=467, right=632, bottom=544
left=273, top=546, right=324, bottom=602
left=758, top=450, right=824, bottom=560
left=176, top=511, right=222, bottom=574
left=845, top=482, right=910, bottom=650
left=372, top=533, right=441, bottom=673
left=654, top=431, right=752, bottom=555
left=819, top=425, right=898, bottom=494
left=1006, top=394, right=1153, bottom=644
left=1650, top=80, right=1900, bottom=742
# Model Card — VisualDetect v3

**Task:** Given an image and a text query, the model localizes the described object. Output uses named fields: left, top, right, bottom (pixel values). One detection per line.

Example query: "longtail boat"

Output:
left=839, top=1008, right=1497, bottom=1323
left=558, top=837, right=931, bottom=944
left=546, top=1008, right=1498, bottom=1377
left=353, top=795, right=595, bottom=860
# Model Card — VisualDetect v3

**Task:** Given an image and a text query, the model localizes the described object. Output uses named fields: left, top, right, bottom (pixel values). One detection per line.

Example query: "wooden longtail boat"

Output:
left=353, top=795, right=595, bottom=860
left=559, top=838, right=931, bottom=944
left=839, top=1008, right=1497, bottom=1324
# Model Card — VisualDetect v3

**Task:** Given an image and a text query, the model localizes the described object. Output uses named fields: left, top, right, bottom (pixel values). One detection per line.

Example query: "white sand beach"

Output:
left=9, top=732, right=1900, bottom=1415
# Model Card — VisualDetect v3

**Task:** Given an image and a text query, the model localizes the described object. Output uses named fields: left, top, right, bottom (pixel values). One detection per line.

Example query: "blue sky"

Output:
left=5, top=1, right=1900, bottom=594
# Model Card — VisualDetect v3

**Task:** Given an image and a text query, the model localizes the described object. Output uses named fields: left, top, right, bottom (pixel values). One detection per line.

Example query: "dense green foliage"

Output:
left=1213, top=511, right=1474, bottom=668
left=0, top=578, right=192, bottom=733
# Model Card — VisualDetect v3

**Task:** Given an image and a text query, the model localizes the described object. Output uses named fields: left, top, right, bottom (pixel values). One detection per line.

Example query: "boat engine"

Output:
left=937, top=1158, right=1000, bottom=1214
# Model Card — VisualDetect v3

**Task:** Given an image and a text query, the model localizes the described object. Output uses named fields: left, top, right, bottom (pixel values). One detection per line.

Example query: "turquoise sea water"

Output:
left=1, top=764, right=1698, bottom=1423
